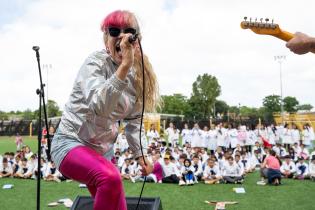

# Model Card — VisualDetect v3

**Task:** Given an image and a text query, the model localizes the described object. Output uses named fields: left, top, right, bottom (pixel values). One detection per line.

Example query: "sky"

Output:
left=0, top=0, right=314, bottom=112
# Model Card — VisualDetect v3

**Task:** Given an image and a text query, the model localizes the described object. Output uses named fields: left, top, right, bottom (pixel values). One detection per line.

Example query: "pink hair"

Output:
left=101, top=10, right=136, bottom=32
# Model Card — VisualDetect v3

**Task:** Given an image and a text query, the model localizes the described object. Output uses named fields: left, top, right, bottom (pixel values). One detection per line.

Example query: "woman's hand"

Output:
left=137, top=156, right=153, bottom=176
left=119, top=34, right=135, bottom=69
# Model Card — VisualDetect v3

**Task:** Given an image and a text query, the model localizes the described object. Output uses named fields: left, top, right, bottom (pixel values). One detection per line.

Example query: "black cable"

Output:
left=135, top=37, right=146, bottom=210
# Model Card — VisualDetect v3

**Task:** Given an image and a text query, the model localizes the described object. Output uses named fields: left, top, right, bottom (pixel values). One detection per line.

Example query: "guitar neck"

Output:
left=273, top=30, right=294, bottom=42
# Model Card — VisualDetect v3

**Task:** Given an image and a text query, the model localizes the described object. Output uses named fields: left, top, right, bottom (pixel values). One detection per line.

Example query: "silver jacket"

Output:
left=57, top=49, right=147, bottom=158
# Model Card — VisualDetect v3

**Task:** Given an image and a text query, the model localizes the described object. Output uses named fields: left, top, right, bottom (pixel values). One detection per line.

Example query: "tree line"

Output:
left=0, top=73, right=313, bottom=123
left=157, top=74, right=313, bottom=123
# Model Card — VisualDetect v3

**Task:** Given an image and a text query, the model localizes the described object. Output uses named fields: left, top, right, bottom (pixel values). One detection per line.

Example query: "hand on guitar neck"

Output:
left=286, top=32, right=315, bottom=55
left=240, top=17, right=315, bottom=55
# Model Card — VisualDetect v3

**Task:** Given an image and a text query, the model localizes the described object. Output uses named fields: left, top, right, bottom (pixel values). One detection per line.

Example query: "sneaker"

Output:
left=53, top=177, right=61, bottom=183
left=238, top=179, right=244, bottom=184
left=189, top=180, right=194, bottom=185
left=256, top=180, right=266, bottom=185
left=179, top=180, right=186, bottom=186
left=185, top=180, right=190, bottom=185
left=158, top=180, right=162, bottom=184
left=130, top=176, right=136, bottom=183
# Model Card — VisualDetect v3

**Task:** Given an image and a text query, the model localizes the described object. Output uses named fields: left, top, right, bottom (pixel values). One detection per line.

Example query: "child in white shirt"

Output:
left=202, top=159, right=222, bottom=184
left=222, top=156, right=243, bottom=184
left=180, top=159, right=195, bottom=185
left=44, top=161, right=63, bottom=182
left=0, top=158, right=13, bottom=178
left=309, top=157, right=315, bottom=181
left=280, top=155, right=296, bottom=178
left=14, top=158, right=33, bottom=179
left=294, top=157, right=309, bottom=180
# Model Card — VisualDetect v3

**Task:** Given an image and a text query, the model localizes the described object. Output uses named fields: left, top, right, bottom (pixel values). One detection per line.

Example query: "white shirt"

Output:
left=296, top=162, right=309, bottom=175
left=161, top=162, right=180, bottom=177
left=222, top=162, right=242, bottom=177
left=309, top=162, right=315, bottom=175
left=0, top=163, right=13, bottom=174
left=181, top=129, right=192, bottom=144
left=207, top=129, right=218, bottom=150
left=203, top=165, right=221, bottom=179
left=280, top=161, right=296, bottom=174
left=291, top=129, right=300, bottom=144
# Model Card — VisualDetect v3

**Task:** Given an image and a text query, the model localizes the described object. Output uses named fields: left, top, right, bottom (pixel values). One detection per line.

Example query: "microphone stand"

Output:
left=33, top=46, right=50, bottom=210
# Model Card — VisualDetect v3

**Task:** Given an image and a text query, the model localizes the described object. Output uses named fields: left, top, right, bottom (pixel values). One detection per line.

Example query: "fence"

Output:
left=0, top=117, right=61, bottom=136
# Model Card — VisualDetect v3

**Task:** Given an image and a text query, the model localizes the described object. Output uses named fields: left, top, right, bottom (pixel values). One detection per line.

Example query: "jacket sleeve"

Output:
left=79, top=53, right=128, bottom=116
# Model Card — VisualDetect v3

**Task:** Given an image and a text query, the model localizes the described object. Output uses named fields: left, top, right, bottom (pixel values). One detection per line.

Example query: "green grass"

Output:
left=0, top=136, right=38, bottom=154
left=1, top=137, right=315, bottom=210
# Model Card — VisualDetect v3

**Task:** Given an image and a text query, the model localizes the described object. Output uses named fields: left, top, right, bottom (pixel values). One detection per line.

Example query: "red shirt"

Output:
left=265, top=156, right=280, bottom=170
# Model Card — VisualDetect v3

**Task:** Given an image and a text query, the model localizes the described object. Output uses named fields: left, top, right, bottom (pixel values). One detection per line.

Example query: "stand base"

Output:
left=71, top=196, right=162, bottom=210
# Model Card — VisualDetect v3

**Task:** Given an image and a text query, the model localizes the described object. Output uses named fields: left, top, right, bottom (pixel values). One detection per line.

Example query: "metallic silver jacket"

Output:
left=57, top=49, right=147, bottom=158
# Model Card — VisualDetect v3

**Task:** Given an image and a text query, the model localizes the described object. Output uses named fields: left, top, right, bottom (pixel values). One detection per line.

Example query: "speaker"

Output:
left=71, top=196, right=163, bottom=210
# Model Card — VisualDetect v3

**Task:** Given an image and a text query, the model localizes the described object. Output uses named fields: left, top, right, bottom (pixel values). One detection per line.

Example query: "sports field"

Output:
left=0, top=136, right=315, bottom=210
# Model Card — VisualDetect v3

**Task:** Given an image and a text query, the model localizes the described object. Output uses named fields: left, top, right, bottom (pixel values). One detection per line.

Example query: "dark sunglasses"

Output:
left=107, top=27, right=137, bottom=37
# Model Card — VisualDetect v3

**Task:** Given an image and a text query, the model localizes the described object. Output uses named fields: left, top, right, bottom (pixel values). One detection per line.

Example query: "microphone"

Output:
left=32, top=46, right=40, bottom=51
left=128, top=34, right=138, bottom=43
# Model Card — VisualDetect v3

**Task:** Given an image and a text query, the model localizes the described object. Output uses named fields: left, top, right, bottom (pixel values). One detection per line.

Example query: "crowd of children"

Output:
left=1, top=122, right=315, bottom=187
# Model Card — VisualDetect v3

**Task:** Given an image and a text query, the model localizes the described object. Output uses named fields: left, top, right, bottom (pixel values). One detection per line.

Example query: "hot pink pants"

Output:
left=60, top=146, right=127, bottom=210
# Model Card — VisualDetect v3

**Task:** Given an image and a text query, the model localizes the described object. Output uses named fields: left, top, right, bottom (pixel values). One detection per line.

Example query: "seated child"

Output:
left=180, top=159, right=194, bottom=185
left=44, top=161, right=63, bottom=182
left=121, top=158, right=135, bottom=181
left=161, top=155, right=180, bottom=184
left=280, top=155, right=296, bottom=178
left=202, top=159, right=222, bottom=184
left=0, top=158, right=13, bottom=178
left=14, top=158, right=33, bottom=179
left=294, top=157, right=309, bottom=180
left=222, top=156, right=243, bottom=184
left=309, top=156, right=315, bottom=181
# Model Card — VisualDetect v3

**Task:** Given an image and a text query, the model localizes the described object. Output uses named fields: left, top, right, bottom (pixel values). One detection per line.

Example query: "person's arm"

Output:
left=286, top=32, right=315, bottom=55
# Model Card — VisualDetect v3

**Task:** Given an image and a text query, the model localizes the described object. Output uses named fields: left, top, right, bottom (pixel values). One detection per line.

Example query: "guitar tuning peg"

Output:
left=260, top=18, right=263, bottom=23
left=265, top=18, right=269, bottom=22
left=255, top=17, right=257, bottom=22
left=272, top=19, right=274, bottom=24
left=244, top=16, right=247, bottom=21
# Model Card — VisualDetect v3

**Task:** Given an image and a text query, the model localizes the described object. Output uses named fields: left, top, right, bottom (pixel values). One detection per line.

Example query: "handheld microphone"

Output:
left=32, top=46, right=40, bottom=51
left=128, top=34, right=138, bottom=43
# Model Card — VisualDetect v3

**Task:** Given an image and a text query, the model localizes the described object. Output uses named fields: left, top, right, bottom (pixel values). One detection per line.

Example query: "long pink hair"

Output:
left=101, top=10, right=160, bottom=112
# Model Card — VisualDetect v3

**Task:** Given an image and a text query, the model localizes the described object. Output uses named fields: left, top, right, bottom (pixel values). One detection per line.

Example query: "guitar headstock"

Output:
left=240, top=17, right=282, bottom=36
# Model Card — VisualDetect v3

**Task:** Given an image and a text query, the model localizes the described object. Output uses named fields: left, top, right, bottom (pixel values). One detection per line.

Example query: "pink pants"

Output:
left=60, top=146, right=127, bottom=210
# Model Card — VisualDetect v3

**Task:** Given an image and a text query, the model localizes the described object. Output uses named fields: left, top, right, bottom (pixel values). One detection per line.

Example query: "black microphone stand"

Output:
left=33, top=46, right=50, bottom=210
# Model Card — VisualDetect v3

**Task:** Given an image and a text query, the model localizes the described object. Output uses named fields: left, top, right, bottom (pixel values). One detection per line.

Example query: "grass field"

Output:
left=1, top=136, right=315, bottom=210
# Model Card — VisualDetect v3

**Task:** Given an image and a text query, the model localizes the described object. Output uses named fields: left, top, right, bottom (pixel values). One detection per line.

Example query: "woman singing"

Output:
left=51, top=10, right=159, bottom=210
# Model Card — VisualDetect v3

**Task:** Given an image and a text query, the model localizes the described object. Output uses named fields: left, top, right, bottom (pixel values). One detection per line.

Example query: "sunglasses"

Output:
left=107, top=27, right=137, bottom=37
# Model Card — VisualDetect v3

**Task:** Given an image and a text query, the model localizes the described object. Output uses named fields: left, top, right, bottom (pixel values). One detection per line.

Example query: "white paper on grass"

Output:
left=2, top=184, right=14, bottom=189
left=79, top=183, right=87, bottom=188
left=233, top=187, right=246, bottom=193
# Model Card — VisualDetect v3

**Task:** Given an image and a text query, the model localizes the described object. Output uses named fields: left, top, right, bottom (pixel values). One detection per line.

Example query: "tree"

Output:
left=263, top=95, right=281, bottom=112
left=296, top=104, right=313, bottom=111
left=47, top=100, right=62, bottom=117
left=262, top=95, right=281, bottom=123
left=34, top=99, right=62, bottom=118
left=159, top=94, right=191, bottom=115
left=283, top=96, right=299, bottom=112
left=0, top=111, right=9, bottom=120
left=214, top=100, right=229, bottom=116
left=22, top=109, right=34, bottom=120
left=189, top=74, right=221, bottom=119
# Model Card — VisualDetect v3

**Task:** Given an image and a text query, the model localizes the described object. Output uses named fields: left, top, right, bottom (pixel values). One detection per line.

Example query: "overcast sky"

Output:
left=0, top=0, right=314, bottom=112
